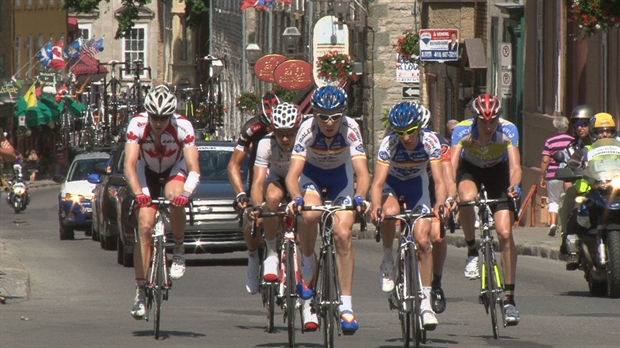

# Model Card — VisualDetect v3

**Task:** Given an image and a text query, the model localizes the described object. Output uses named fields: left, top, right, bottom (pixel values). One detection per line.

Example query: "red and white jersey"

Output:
left=126, top=112, right=196, bottom=173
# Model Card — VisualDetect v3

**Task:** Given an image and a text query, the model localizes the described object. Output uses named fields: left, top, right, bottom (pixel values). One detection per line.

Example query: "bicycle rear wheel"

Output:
left=285, top=240, right=297, bottom=347
left=321, top=246, right=336, bottom=348
left=152, top=238, right=164, bottom=339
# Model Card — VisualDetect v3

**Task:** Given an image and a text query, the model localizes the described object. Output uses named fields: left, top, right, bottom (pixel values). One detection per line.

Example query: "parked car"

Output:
left=88, top=150, right=123, bottom=251
left=107, top=140, right=248, bottom=267
left=54, top=152, right=111, bottom=240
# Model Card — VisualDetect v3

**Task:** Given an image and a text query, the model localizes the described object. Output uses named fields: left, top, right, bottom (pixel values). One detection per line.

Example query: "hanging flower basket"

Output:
left=393, top=29, right=420, bottom=62
left=570, top=0, right=620, bottom=36
left=316, top=51, right=357, bottom=83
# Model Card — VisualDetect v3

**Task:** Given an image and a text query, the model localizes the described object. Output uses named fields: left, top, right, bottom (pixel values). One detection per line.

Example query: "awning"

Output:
left=15, top=94, right=84, bottom=126
left=67, top=54, right=109, bottom=77
left=462, top=38, right=487, bottom=69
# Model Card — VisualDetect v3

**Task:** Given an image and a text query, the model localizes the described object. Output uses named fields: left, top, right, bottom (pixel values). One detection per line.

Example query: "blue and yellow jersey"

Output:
left=451, top=118, right=519, bottom=168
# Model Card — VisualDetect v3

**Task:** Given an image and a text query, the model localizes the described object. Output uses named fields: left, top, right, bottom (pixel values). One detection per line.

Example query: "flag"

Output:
left=37, top=42, right=53, bottom=69
left=82, top=38, right=98, bottom=58
left=277, top=0, right=292, bottom=3
left=240, top=0, right=275, bottom=11
left=35, top=82, right=47, bottom=98
left=94, top=37, right=104, bottom=52
left=240, top=0, right=257, bottom=11
left=50, top=40, right=66, bottom=69
left=64, top=38, right=82, bottom=59
left=24, top=83, right=38, bottom=109
left=11, top=76, right=23, bottom=88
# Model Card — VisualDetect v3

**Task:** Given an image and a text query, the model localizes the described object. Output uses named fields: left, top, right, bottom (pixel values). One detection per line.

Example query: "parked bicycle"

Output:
left=457, top=184, right=515, bottom=339
left=125, top=59, right=152, bottom=116
left=252, top=208, right=302, bottom=347
left=375, top=202, right=444, bottom=348
left=295, top=202, right=366, bottom=348
left=98, top=60, right=128, bottom=144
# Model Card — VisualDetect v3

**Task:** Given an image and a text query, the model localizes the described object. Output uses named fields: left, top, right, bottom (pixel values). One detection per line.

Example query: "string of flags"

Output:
left=36, top=37, right=104, bottom=70
left=240, top=0, right=291, bottom=12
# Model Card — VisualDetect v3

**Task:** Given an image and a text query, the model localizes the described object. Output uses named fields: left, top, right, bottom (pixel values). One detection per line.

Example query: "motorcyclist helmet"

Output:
left=311, top=86, right=348, bottom=111
left=271, top=102, right=301, bottom=129
left=570, top=105, right=595, bottom=122
left=589, top=113, right=617, bottom=141
left=471, top=94, right=502, bottom=122
left=260, top=92, right=281, bottom=127
left=389, top=101, right=423, bottom=129
left=144, top=84, right=177, bottom=116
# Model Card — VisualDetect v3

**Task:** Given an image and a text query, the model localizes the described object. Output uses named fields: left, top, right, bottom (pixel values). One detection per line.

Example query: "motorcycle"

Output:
left=6, top=163, right=30, bottom=213
left=555, top=138, right=620, bottom=298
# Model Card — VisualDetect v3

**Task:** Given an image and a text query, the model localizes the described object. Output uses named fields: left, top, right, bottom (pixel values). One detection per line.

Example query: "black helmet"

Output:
left=570, top=105, right=595, bottom=122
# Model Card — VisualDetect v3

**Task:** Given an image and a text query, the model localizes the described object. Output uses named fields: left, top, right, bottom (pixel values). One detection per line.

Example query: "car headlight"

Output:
left=611, top=176, right=620, bottom=190
left=64, top=193, right=93, bottom=203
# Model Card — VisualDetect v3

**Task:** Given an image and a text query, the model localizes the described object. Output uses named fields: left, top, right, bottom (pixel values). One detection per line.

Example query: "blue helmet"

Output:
left=311, top=86, right=347, bottom=111
left=389, top=101, right=423, bottom=129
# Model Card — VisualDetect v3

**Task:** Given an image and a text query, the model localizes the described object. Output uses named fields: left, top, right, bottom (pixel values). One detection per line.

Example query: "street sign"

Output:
left=419, top=29, right=459, bottom=62
left=402, top=86, right=420, bottom=99
left=500, top=71, right=512, bottom=98
left=500, top=42, right=512, bottom=70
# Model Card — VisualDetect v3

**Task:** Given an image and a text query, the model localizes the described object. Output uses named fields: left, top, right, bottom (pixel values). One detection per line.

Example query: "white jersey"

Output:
left=126, top=112, right=196, bottom=173
left=254, top=133, right=292, bottom=178
left=291, top=116, right=366, bottom=171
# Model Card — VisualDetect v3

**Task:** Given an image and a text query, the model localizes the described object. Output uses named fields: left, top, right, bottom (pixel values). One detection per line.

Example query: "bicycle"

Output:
left=125, top=59, right=152, bottom=114
left=252, top=208, right=302, bottom=347
left=296, top=202, right=366, bottom=348
left=375, top=204, right=444, bottom=348
left=457, top=184, right=516, bottom=339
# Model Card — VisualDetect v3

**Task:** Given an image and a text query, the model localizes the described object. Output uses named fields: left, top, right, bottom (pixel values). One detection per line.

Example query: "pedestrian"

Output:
left=540, top=116, right=573, bottom=237
left=446, top=119, right=459, bottom=139
left=27, top=149, right=39, bottom=182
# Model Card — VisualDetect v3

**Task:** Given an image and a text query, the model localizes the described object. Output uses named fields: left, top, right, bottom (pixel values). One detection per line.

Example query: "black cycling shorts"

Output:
left=456, top=160, right=514, bottom=213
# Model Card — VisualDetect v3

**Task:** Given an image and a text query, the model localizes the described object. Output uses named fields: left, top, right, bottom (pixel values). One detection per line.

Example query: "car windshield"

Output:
left=199, top=148, right=248, bottom=181
left=69, top=158, right=109, bottom=181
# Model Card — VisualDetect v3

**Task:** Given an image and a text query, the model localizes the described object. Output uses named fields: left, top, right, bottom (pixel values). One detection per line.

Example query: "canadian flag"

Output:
left=50, top=40, right=66, bottom=70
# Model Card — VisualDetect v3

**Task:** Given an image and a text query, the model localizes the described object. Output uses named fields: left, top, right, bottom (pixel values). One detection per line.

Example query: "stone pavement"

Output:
left=0, top=179, right=563, bottom=304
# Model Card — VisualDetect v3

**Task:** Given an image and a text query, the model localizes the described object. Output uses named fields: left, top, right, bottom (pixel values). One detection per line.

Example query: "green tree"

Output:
left=64, top=0, right=209, bottom=39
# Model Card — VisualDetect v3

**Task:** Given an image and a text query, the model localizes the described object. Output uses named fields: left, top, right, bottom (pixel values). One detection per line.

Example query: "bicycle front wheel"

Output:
left=285, top=241, right=297, bottom=347
left=153, top=238, right=164, bottom=339
left=408, top=247, right=423, bottom=348
left=320, top=246, right=336, bottom=348
left=397, top=248, right=411, bottom=348
left=484, top=246, right=500, bottom=339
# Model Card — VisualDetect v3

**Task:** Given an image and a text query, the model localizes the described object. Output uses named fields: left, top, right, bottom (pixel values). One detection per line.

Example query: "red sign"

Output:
left=254, top=54, right=288, bottom=83
left=273, top=60, right=314, bottom=91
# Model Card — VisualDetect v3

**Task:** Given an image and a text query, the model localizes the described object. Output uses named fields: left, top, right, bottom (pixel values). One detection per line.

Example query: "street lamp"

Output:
left=282, top=27, right=301, bottom=54
left=333, top=0, right=350, bottom=21
left=245, top=43, right=262, bottom=66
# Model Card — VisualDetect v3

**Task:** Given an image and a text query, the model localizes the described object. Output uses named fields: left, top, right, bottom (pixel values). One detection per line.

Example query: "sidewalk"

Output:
left=1, top=180, right=562, bottom=304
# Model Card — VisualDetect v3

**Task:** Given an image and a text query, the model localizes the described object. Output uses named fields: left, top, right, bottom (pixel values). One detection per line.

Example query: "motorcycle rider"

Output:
left=558, top=105, right=595, bottom=269
left=563, top=113, right=620, bottom=269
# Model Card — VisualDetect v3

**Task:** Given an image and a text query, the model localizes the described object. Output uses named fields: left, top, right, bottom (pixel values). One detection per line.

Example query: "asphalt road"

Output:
left=1, top=186, right=619, bottom=347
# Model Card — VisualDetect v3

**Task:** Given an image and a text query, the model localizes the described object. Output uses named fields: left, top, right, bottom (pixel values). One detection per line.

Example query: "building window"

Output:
left=123, top=24, right=148, bottom=77
left=16, top=0, right=21, bottom=8
left=78, top=24, right=91, bottom=40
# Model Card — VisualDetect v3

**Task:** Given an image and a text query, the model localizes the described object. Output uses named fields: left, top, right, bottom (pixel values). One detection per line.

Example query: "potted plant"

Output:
left=235, top=92, right=261, bottom=112
left=570, top=0, right=620, bottom=36
left=393, top=29, right=420, bottom=62
left=316, top=51, right=357, bottom=83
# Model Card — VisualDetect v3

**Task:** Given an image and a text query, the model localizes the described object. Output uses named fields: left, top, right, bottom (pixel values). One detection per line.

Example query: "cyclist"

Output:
left=124, top=85, right=201, bottom=319
left=227, top=92, right=280, bottom=294
left=370, top=101, right=448, bottom=330
left=558, top=105, right=594, bottom=269
left=285, top=85, right=370, bottom=335
left=247, top=102, right=319, bottom=331
left=564, top=113, right=619, bottom=267
left=451, top=94, right=522, bottom=326
left=419, top=105, right=457, bottom=315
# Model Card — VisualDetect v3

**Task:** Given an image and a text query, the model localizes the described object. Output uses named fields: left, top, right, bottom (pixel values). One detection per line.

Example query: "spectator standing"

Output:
left=446, top=119, right=459, bottom=139
left=27, top=150, right=39, bottom=182
left=540, top=116, right=573, bottom=236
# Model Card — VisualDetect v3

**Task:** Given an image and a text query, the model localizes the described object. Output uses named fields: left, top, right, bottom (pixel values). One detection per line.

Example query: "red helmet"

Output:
left=471, top=94, right=502, bottom=121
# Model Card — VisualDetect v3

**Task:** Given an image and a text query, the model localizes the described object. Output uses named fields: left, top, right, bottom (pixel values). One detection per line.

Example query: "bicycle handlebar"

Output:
left=295, top=204, right=367, bottom=234
left=141, top=198, right=196, bottom=226
left=375, top=208, right=438, bottom=243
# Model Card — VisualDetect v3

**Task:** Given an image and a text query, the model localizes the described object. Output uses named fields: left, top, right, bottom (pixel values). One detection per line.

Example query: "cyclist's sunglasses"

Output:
left=394, top=125, right=420, bottom=137
left=573, top=121, right=589, bottom=128
left=274, top=129, right=297, bottom=138
left=149, top=114, right=171, bottom=122
left=316, top=112, right=343, bottom=123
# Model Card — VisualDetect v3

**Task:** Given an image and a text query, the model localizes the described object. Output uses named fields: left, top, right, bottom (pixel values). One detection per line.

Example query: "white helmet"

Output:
left=144, top=84, right=177, bottom=116
left=271, top=102, right=301, bottom=129
left=420, top=105, right=432, bottom=129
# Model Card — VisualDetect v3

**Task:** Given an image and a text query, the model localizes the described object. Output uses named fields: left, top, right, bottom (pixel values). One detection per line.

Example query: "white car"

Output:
left=53, top=151, right=110, bottom=240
